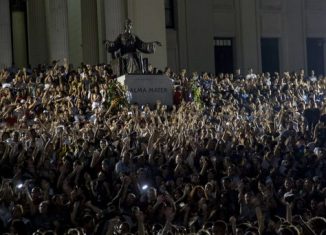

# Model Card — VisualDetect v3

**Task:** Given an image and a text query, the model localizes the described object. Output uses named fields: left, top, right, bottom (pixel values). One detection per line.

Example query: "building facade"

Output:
left=1, top=0, right=326, bottom=76
left=0, top=0, right=167, bottom=70
left=169, top=0, right=326, bottom=76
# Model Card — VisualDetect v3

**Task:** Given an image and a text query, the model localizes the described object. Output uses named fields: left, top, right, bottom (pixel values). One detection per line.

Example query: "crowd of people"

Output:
left=0, top=61, right=326, bottom=235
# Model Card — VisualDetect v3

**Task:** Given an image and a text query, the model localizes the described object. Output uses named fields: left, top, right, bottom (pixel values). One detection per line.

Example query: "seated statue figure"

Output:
left=105, top=19, right=162, bottom=76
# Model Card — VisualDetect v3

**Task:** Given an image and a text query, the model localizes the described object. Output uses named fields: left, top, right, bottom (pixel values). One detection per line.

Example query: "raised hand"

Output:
left=135, top=209, right=144, bottom=222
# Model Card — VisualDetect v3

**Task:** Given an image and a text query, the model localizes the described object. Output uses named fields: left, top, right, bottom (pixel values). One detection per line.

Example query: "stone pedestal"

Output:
left=117, top=74, right=173, bottom=106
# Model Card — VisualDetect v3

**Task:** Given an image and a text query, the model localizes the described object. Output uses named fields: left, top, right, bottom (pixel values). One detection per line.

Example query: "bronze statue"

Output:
left=104, top=19, right=162, bottom=76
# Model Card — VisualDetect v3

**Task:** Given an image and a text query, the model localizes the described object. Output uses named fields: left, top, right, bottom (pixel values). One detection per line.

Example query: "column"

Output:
left=27, top=0, right=48, bottom=66
left=47, top=0, right=69, bottom=63
left=0, top=0, right=12, bottom=69
left=238, top=0, right=260, bottom=73
left=81, top=0, right=99, bottom=65
left=176, top=0, right=189, bottom=70
left=183, top=0, right=214, bottom=73
left=128, top=0, right=168, bottom=71
left=97, top=0, right=106, bottom=63
left=104, top=0, right=126, bottom=61
left=282, top=0, right=306, bottom=72
left=234, top=0, right=243, bottom=71
left=67, top=0, right=82, bottom=67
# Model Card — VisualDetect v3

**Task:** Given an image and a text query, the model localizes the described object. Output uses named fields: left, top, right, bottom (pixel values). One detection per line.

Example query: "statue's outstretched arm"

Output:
left=135, top=36, right=162, bottom=54
left=154, top=41, right=162, bottom=47
left=103, top=39, right=119, bottom=53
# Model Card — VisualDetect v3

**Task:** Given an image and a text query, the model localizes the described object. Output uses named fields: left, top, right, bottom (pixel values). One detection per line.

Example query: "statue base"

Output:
left=117, top=74, right=173, bottom=106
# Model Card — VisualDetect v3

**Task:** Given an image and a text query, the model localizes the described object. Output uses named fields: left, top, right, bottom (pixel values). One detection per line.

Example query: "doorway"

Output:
left=261, top=38, right=280, bottom=74
left=214, top=37, right=234, bottom=75
left=307, top=38, right=325, bottom=76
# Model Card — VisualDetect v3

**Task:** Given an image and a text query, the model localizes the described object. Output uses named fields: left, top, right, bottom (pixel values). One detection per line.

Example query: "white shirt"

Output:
left=309, top=75, right=317, bottom=82
left=246, top=73, right=257, bottom=80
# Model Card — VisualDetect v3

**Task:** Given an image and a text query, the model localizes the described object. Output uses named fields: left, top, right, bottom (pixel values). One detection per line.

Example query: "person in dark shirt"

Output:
left=303, top=100, right=320, bottom=136
left=173, top=86, right=183, bottom=106
left=31, top=201, right=54, bottom=231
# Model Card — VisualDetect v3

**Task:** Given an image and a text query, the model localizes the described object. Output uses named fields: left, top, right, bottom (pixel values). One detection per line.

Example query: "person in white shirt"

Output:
left=308, top=70, right=317, bottom=82
left=245, top=68, right=257, bottom=80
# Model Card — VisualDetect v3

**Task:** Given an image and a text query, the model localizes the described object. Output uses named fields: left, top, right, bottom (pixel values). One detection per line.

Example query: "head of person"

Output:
left=126, top=193, right=136, bottom=206
left=116, top=221, right=130, bottom=234
left=146, top=187, right=157, bottom=202
left=38, top=201, right=50, bottom=215
left=244, top=192, right=253, bottom=205
left=10, top=219, right=27, bottom=235
left=11, top=204, right=24, bottom=219
left=308, top=217, right=326, bottom=234
left=211, top=220, right=228, bottom=235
